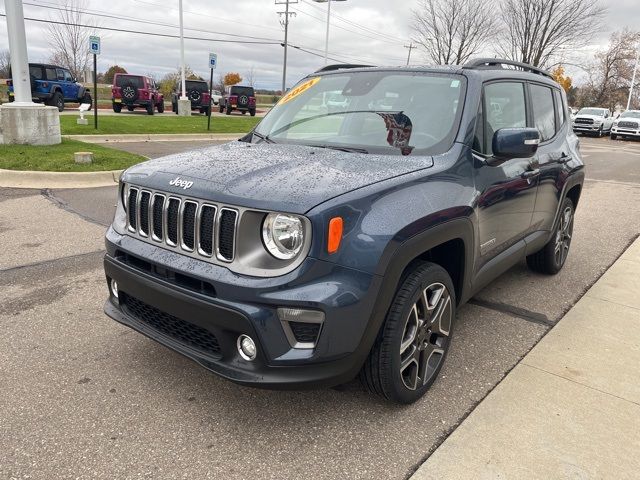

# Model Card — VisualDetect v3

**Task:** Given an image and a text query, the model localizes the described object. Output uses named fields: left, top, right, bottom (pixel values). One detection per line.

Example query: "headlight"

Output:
left=262, top=212, right=305, bottom=260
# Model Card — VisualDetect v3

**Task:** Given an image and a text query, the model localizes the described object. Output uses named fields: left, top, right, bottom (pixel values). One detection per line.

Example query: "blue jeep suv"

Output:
left=103, top=59, right=584, bottom=404
left=8, top=63, right=92, bottom=112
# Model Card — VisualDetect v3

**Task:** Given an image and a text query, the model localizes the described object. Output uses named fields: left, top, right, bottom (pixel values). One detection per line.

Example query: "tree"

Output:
left=551, top=65, right=572, bottom=93
left=46, top=0, right=97, bottom=81
left=245, top=67, right=256, bottom=87
left=0, top=50, right=10, bottom=78
left=104, top=65, right=127, bottom=84
left=497, top=0, right=607, bottom=68
left=411, top=0, right=497, bottom=65
left=157, top=66, right=204, bottom=98
left=223, top=72, right=243, bottom=87
left=578, top=30, right=640, bottom=110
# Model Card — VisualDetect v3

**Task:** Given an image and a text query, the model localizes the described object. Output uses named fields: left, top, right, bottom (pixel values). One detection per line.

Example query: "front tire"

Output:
left=526, top=197, right=575, bottom=274
left=146, top=103, right=154, bottom=115
left=611, top=133, right=617, bottom=140
left=360, top=262, right=455, bottom=404
left=226, top=105, right=232, bottom=115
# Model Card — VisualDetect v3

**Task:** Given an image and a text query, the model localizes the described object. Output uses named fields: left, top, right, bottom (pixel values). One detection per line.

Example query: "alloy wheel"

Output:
left=554, top=206, right=573, bottom=267
left=399, top=282, right=452, bottom=391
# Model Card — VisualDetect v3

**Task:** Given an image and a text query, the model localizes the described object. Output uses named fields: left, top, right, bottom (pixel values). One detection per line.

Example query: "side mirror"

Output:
left=491, top=128, right=540, bottom=162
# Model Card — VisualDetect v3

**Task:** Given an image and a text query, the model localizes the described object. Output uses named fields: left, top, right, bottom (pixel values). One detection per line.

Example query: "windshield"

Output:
left=254, top=71, right=466, bottom=155
left=578, top=108, right=605, bottom=116
left=620, top=111, right=640, bottom=119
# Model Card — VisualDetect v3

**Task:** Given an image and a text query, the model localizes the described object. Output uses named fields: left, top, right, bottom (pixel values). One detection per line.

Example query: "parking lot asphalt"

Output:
left=1, top=136, right=639, bottom=479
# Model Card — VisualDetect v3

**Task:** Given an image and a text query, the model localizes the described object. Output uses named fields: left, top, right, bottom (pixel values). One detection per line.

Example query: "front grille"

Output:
left=139, top=191, right=151, bottom=236
left=618, top=121, right=639, bottom=129
left=125, top=185, right=239, bottom=263
left=574, top=118, right=594, bottom=125
left=121, top=293, right=222, bottom=358
left=289, top=321, right=321, bottom=344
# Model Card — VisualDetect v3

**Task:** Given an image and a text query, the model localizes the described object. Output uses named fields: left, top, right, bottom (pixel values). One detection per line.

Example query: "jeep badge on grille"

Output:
left=169, top=177, right=194, bottom=190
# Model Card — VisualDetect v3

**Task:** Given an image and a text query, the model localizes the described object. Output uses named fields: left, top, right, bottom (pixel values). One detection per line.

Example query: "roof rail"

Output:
left=463, top=58, right=554, bottom=80
left=315, top=64, right=374, bottom=73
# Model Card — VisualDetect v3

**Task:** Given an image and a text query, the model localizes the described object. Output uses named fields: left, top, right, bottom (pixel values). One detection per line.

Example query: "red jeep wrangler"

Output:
left=219, top=85, right=257, bottom=116
left=112, top=74, right=164, bottom=115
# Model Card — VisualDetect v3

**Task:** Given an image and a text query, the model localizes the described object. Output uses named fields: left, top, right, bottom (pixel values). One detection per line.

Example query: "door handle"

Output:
left=559, top=154, right=572, bottom=163
left=521, top=169, right=540, bottom=179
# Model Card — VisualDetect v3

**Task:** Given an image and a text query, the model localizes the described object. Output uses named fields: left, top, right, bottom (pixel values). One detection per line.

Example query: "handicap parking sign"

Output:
left=209, top=53, right=217, bottom=69
left=89, top=36, right=101, bottom=55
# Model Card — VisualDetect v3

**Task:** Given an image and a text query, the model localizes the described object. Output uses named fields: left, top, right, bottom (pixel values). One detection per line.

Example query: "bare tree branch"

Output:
left=0, top=50, right=11, bottom=78
left=47, top=0, right=97, bottom=81
left=411, top=0, right=498, bottom=65
left=497, top=0, right=607, bottom=68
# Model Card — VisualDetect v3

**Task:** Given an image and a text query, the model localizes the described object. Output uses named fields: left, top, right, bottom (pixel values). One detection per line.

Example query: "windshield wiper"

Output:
left=251, top=131, right=275, bottom=144
left=309, top=144, right=369, bottom=154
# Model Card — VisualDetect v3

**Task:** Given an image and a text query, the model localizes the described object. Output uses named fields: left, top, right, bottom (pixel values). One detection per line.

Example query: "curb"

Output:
left=64, top=133, right=243, bottom=143
left=0, top=168, right=122, bottom=189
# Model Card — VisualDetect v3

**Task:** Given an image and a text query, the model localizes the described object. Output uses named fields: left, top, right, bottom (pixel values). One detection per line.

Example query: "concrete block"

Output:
left=0, top=104, right=61, bottom=145
left=76, top=117, right=89, bottom=125
left=177, top=98, right=191, bottom=116
left=74, top=152, right=94, bottom=164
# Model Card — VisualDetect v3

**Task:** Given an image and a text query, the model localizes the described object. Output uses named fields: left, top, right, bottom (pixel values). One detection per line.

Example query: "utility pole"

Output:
left=404, top=43, right=416, bottom=66
left=276, top=0, right=297, bottom=94
left=627, top=44, right=639, bottom=111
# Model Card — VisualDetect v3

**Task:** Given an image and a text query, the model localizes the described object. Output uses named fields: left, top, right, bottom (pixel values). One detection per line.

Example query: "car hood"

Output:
left=122, top=141, right=434, bottom=214
left=574, top=114, right=605, bottom=121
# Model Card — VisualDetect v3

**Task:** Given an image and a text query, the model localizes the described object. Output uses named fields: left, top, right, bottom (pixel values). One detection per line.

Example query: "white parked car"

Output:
left=572, top=107, right=614, bottom=136
left=611, top=110, right=640, bottom=140
left=211, top=90, right=222, bottom=106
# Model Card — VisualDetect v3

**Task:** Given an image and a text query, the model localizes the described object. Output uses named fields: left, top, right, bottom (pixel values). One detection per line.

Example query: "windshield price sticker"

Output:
left=279, top=77, right=321, bottom=105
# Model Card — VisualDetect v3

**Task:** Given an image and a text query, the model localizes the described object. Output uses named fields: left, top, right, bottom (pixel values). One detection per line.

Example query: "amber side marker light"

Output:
left=327, top=217, right=344, bottom=254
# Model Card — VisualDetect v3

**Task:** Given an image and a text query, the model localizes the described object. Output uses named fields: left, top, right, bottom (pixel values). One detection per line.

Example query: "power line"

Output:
left=300, top=0, right=408, bottom=44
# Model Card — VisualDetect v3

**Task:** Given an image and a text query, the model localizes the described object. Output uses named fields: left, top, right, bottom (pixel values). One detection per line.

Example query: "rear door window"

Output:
left=530, top=84, right=556, bottom=141
left=116, top=76, right=144, bottom=88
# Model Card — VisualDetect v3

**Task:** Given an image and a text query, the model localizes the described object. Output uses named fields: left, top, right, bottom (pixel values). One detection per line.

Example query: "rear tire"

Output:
left=226, top=105, right=232, bottom=115
left=157, top=101, right=164, bottom=113
left=112, top=103, right=122, bottom=113
left=50, top=91, right=64, bottom=112
left=526, top=197, right=575, bottom=275
left=360, top=262, right=455, bottom=404
left=250, top=108, right=256, bottom=117
left=219, top=104, right=225, bottom=114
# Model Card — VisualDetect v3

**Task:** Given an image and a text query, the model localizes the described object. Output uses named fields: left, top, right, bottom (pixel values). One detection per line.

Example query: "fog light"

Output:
left=110, top=279, right=119, bottom=298
left=237, top=334, right=257, bottom=361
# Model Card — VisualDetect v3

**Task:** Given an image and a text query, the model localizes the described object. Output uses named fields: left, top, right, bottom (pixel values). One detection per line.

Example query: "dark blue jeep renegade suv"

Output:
left=103, top=59, right=584, bottom=404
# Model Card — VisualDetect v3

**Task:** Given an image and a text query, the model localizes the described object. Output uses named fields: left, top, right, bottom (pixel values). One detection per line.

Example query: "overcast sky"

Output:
left=1, top=0, right=639, bottom=89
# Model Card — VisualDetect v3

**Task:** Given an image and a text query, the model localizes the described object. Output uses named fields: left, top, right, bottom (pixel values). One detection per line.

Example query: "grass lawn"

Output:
left=60, top=114, right=260, bottom=135
left=0, top=139, right=147, bottom=172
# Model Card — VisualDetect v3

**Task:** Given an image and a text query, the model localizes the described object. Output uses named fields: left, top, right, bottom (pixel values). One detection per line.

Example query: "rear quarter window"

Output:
left=29, top=66, right=43, bottom=80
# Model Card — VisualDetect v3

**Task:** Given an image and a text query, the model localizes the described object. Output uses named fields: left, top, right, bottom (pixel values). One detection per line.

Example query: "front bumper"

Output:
left=611, top=126, right=640, bottom=137
left=103, top=228, right=382, bottom=388
left=573, top=124, right=603, bottom=133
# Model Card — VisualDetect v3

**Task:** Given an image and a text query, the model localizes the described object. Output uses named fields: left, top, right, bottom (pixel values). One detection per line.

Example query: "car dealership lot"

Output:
left=1, top=136, right=639, bottom=479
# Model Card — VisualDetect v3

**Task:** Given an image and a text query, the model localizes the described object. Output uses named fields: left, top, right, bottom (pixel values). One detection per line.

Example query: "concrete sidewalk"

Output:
left=412, top=237, right=640, bottom=480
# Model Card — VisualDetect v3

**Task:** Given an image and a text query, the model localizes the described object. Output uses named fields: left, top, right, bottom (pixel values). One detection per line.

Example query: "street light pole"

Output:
left=312, top=0, right=347, bottom=66
left=627, top=45, right=639, bottom=111
left=179, top=0, right=186, bottom=100
left=5, top=0, right=33, bottom=104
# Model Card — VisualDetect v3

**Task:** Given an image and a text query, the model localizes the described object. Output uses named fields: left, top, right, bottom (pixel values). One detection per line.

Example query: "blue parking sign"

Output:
left=209, top=53, right=217, bottom=69
left=89, top=36, right=101, bottom=55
